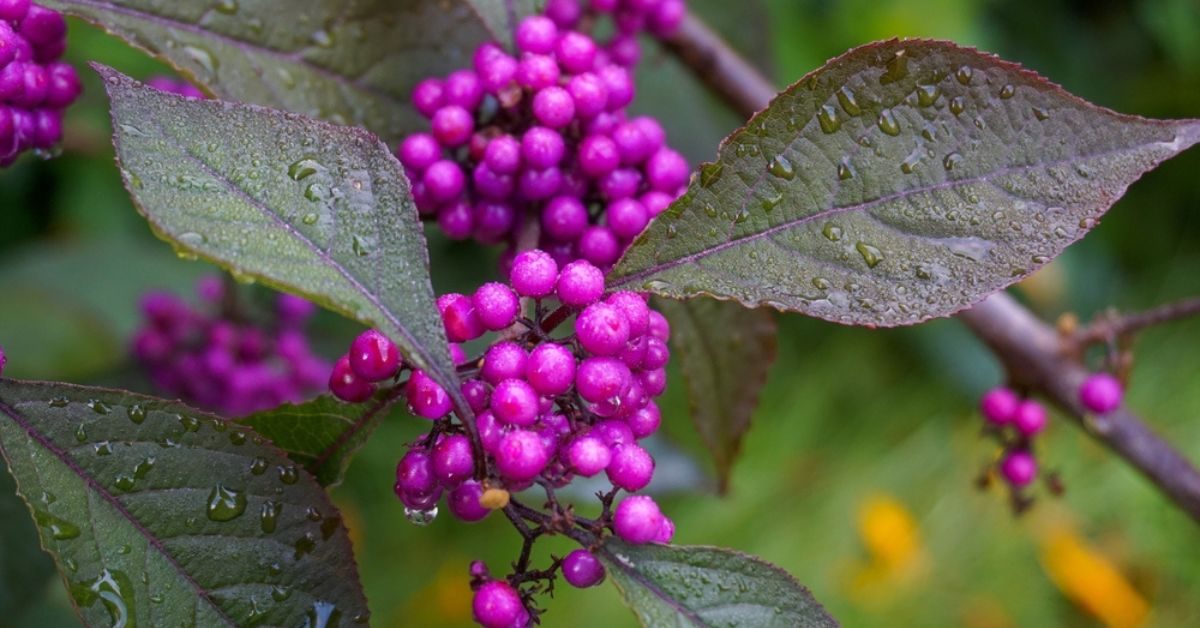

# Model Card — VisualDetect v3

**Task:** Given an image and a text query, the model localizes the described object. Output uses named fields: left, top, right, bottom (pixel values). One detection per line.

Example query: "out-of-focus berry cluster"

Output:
left=133, top=277, right=331, bottom=417
left=0, top=1, right=81, bottom=166
left=397, top=1, right=689, bottom=273
left=331, top=250, right=675, bottom=626
left=146, top=75, right=206, bottom=100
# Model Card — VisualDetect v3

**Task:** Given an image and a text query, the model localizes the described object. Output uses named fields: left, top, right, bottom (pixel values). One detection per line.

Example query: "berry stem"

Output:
left=1073, top=295, right=1200, bottom=347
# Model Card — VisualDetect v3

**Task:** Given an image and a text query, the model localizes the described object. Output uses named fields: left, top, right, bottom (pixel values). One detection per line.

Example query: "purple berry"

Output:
left=980, top=387, right=1019, bottom=425
left=431, top=105, right=474, bottom=147
left=491, top=379, right=540, bottom=426
left=654, top=515, right=676, bottom=544
left=482, top=341, right=529, bottom=384
left=473, top=580, right=525, bottom=628
left=541, top=195, right=589, bottom=241
left=613, top=495, right=664, bottom=544
left=517, top=52, right=560, bottom=89
left=438, top=200, right=475, bottom=240
left=463, top=378, right=492, bottom=415
left=646, top=147, right=689, bottom=191
left=509, top=249, right=559, bottom=298
left=577, top=226, right=621, bottom=267
left=349, top=329, right=401, bottom=382
left=567, top=72, right=609, bottom=119
left=609, top=34, right=641, bottom=67
left=397, top=133, right=441, bottom=172
left=43, top=62, right=80, bottom=108
left=478, top=411, right=506, bottom=454
left=566, top=435, right=612, bottom=476
left=605, top=198, right=650, bottom=240
left=474, top=201, right=517, bottom=243
left=578, top=134, right=620, bottom=178
left=484, top=134, right=522, bottom=174
left=556, top=30, right=598, bottom=73
left=606, top=443, right=654, bottom=491
left=443, top=69, right=484, bottom=109
left=437, top=293, right=484, bottom=342
left=472, top=162, right=515, bottom=200
left=575, top=356, right=631, bottom=402
left=627, top=401, right=662, bottom=438
left=449, top=481, right=491, bottom=522
left=473, top=282, right=520, bottom=331
left=599, top=167, right=643, bottom=200
left=641, top=336, right=669, bottom=370
left=648, top=310, right=671, bottom=341
left=599, top=64, right=635, bottom=110
left=1000, top=450, right=1037, bottom=487
left=639, top=367, right=667, bottom=396
left=527, top=343, right=576, bottom=396
left=562, top=549, right=606, bottom=588
left=649, top=0, right=687, bottom=36
left=396, top=448, right=438, bottom=498
left=330, top=355, right=375, bottom=402
left=576, top=302, right=631, bottom=356
left=19, top=6, right=65, bottom=48
left=1079, top=373, right=1123, bottom=414
left=407, top=370, right=452, bottom=419
left=532, top=85, right=576, bottom=128
left=495, top=429, right=551, bottom=481
left=516, top=16, right=559, bottom=55
left=545, top=0, right=583, bottom=28
left=411, top=78, right=444, bottom=117
left=423, top=159, right=466, bottom=203
left=521, top=126, right=566, bottom=169
left=1014, top=399, right=1047, bottom=437
left=0, top=345, right=6, bottom=377
left=518, top=166, right=563, bottom=200
left=433, top=434, right=475, bottom=485
left=556, top=260, right=605, bottom=306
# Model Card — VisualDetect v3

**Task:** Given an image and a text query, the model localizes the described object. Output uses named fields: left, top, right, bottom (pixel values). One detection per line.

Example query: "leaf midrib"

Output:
left=600, top=546, right=709, bottom=626
left=612, top=121, right=1193, bottom=289
left=0, top=398, right=237, bottom=626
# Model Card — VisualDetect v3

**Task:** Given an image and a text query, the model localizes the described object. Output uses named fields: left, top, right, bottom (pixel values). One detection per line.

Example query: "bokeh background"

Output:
left=2, top=0, right=1200, bottom=626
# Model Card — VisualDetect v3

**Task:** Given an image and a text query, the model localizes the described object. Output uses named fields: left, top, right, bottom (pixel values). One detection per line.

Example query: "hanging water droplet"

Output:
left=404, top=506, right=438, bottom=527
left=955, top=65, right=974, bottom=85
left=822, top=222, right=843, bottom=241
left=901, top=153, right=922, bottom=174
left=816, top=104, right=841, bottom=134
left=178, top=415, right=201, bottom=432
left=94, top=442, right=112, bottom=456
left=271, top=586, right=292, bottom=602
left=999, top=84, right=1016, bottom=99
left=114, top=475, right=135, bottom=491
left=74, top=423, right=87, bottom=443
left=294, top=533, right=317, bottom=559
left=856, top=242, right=884, bottom=268
left=207, top=485, right=247, bottom=522
left=249, top=458, right=268, bottom=475
left=836, top=86, right=862, bottom=116
left=767, top=154, right=796, bottom=180
left=877, top=109, right=901, bottom=136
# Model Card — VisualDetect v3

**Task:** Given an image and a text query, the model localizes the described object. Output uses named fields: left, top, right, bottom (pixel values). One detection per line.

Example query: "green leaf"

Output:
left=656, top=299, right=777, bottom=493
left=43, top=0, right=524, bottom=143
left=609, top=39, right=1200, bottom=326
left=0, top=465, right=58, bottom=619
left=0, top=379, right=368, bottom=626
left=239, top=390, right=405, bottom=488
left=599, top=540, right=837, bottom=627
left=98, top=65, right=462, bottom=410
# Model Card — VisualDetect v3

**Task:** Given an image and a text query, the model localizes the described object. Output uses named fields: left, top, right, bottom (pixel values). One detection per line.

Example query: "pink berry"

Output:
left=473, top=282, right=520, bottom=331
left=1079, top=373, right=1123, bottom=414
left=348, top=329, right=401, bottom=383
left=516, top=15, right=559, bottom=54
left=980, top=387, right=1020, bottom=425
left=613, top=495, right=664, bottom=544
left=431, top=105, right=474, bottom=147
left=407, top=370, right=452, bottom=419
left=556, top=260, right=606, bottom=306
left=448, top=481, right=491, bottom=522
left=490, top=379, right=540, bottom=426
left=495, top=429, right=551, bottom=481
left=473, top=580, right=525, bottom=628
left=566, top=435, right=612, bottom=476
left=1013, top=399, right=1047, bottom=437
left=411, top=78, right=444, bottom=117
left=330, top=355, right=375, bottom=402
left=437, top=293, right=484, bottom=342
left=433, top=434, right=475, bottom=485
left=606, top=443, right=654, bottom=491
left=509, top=250, right=559, bottom=297
left=1000, top=450, right=1037, bottom=487
left=481, top=341, right=529, bottom=384
left=575, top=357, right=631, bottom=402
left=562, top=549, right=606, bottom=588
left=576, top=302, right=630, bottom=356
left=527, top=343, right=577, bottom=396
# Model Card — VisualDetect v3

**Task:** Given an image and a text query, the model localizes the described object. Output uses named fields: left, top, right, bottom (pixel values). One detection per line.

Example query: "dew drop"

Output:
left=279, top=465, right=300, bottom=484
left=35, top=510, right=81, bottom=540
left=767, top=154, right=796, bottom=180
left=999, top=84, right=1016, bottom=99
left=943, top=153, right=963, bottom=171
left=759, top=191, right=783, bottom=211
left=229, top=431, right=247, bottom=446
left=94, top=442, right=112, bottom=456
left=311, top=29, right=334, bottom=48
left=955, top=65, right=974, bottom=85
left=901, top=153, right=922, bottom=174
left=271, top=586, right=292, bottom=602
left=134, top=457, right=156, bottom=479
left=816, top=104, right=841, bottom=134
left=183, top=46, right=218, bottom=78
left=665, top=224, right=678, bottom=239
left=127, top=404, right=146, bottom=424
left=404, top=506, right=438, bottom=527
left=916, top=84, right=940, bottom=107
left=836, top=86, right=862, bottom=116
left=249, top=457, right=269, bottom=475
left=49, top=397, right=70, bottom=408
left=352, top=235, right=370, bottom=257
left=699, top=162, right=723, bottom=188
left=261, top=501, right=282, bottom=533
left=812, top=277, right=831, bottom=290
left=837, top=158, right=855, bottom=181
left=703, top=203, right=718, bottom=218
left=293, top=533, right=317, bottom=559
left=949, top=96, right=966, bottom=116
left=1032, top=107, right=1050, bottom=121
left=114, top=475, right=135, bottom=492
left=301, top=212, right=319, bottom=225
left=207, top=485, right=248, bottom=522
left=877, top=109, right=901, bottom=136
left=215, top=0, right=238, bottom=15
left=856, top=242, right=884, bottom=268
left=288, top=158, right=321, bottom=181
left=178, top=415, right=201, bottom=432
left=822, top=222, right=843, bottom=241
left=880, top=49, right=909, bottom=84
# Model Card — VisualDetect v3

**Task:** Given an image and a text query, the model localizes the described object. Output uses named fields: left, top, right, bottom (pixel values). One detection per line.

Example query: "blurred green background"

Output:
left=2, top=0, right=1200, bottom=626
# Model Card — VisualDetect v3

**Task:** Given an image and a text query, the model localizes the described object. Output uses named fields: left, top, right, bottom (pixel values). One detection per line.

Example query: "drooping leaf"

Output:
left=0, top=379, right=368, bottom=626
left=609, top=39, right=1200, bottom=326
left=240, top=390, right=405, bottom=487
left=0, top=465, right=58, bottom=619
left=99, top=65, right=462, bottom=411
left=43, top=0, right=525, bottom=143
left=656, top=298, right=777, bottom=492
left=600, top=540, right=837, bottom=627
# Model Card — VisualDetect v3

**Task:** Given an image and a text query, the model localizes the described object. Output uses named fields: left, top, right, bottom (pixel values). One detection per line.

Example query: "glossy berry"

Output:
left=495, top=429, right=551, bottom=481
left=449, top=481, right=492, bottom=522
left=473, top=580, right=526, bottom=628
left=407, top=370, right=452, bottom=419
left=433, top=434, right=475, bottom=485
left=566, top=435, right=612, bottom=476
left=438, top=293, right=484, bottom=342
left=613, top=495, right=664, bottom=544
left=526, top=343, right=576, bottom=395
left=627, top=401, right=661, bottom=439
left=606, top=443, right=654, bottom=491
left=576, top=303, right=630, bottom=356
left=1079, top=373, right=1123, bottom=414
left=654, top=515, right=676, bottom=544
left=481, top=341, right=529, bottom=384
left=348, top=329, right=401, bottom=383
left=510, top=249, right=559, bottom=297
left=576, top=356, right=631, bottom=402
left=395, top=449, right=438, bottom=500
left=1000, top=450, right=1037, bottom=487
left=473, top=282, right=520, bottom=331
left=490, top=379, right=540, bottom=426
left=0, top=344, right=6, bottom=377
left=331, top=355, right=375, bottom=403
left=556, top=260, right=605, bottom=306
left=562, top=549, right=606, bottom=588
left=1013, top=399, right=1047, bottom=437
left=980, top=387, right=1020, bottom=425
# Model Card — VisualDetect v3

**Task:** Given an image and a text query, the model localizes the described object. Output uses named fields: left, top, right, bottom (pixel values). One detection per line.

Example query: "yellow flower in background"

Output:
left=845, top=493, right=926, bottom=603
left=1039, top=527, right=1149, bottom=628
left=398, top=559, right=473, bottom=627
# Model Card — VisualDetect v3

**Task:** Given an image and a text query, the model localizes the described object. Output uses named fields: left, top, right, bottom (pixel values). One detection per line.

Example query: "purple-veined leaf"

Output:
left=599, top=540, right=837, bottom=627
left=42, top=0, right=534, bottom=143
left=0, top=379, right=369, bottom=626
left=98, top=65, right=463, bottom=413
left=609, top=39, right=1200, bottom=326
left=656, top=298, right=777, bottom=492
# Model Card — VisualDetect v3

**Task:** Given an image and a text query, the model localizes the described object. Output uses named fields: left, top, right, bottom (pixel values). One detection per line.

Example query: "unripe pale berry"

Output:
left=1079, top=373, right=1123, bottom=414
left=562, top=549, right=606, bottom=588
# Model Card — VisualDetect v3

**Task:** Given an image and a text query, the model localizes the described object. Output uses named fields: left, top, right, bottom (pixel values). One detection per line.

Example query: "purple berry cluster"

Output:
left=133, top=277, right=331, bottom=417
left=0, top=1, right=80, bottom=166
left=331, top=250, right=674, bottom=625
left=396, top=2, right=690, bottom=271
left=978, top=387, right=1052, bottom=509
left=146, top=75, right=206, bottom=100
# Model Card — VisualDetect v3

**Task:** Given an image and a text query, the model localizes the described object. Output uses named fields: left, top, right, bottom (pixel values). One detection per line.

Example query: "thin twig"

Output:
left=664, top=13, right=1200, bottom=524
left=1075, top=296, right=1200, bottom=346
